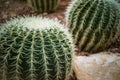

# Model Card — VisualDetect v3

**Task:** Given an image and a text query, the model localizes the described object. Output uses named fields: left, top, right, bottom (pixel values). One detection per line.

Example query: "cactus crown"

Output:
left=0, top=16, right=75, bottom=80
left=27, top=0, right=61, bottom=13
left=1, top=16, right=62, bottom=30
left=66, top=0, right=120, bottom=53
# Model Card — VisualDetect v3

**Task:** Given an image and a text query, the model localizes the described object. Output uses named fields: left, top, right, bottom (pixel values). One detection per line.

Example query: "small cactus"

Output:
left=27, top=0, right=61, bottom=13
left=66, top=0, right=120, bottom=53
left=0, top=16, right=75, bottom=80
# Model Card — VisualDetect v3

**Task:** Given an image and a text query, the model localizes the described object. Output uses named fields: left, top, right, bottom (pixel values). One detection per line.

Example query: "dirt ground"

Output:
left=0, top=0, right=120, bottom=54
left=0, top=0, right=70, bottom=24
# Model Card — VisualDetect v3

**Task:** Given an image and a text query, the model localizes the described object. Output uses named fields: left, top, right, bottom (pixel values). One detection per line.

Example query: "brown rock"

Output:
left=73, top=52, right=120, bottom=80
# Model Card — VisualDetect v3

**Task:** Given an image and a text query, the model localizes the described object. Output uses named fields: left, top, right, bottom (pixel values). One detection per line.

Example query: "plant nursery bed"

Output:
left=0, top=0, right=120, bottom=80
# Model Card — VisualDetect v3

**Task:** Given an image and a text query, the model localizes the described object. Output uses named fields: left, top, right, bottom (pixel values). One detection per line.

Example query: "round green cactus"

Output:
left=0, top=16, right=75, bottom=80
left=27, top=0, right=61, bottom=13
left=66, top=0, right=120, bottom=53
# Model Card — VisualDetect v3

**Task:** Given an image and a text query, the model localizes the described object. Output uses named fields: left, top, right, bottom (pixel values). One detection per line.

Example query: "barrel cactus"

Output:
left=66, top=0, right=120, bottom=53
left=27, top=0, right=60, bottom=13
left=0, top=16, right=75, bottom=80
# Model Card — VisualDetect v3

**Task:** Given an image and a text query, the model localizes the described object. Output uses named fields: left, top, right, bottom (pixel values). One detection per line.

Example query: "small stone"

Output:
left=43, top=12, right=48, bottom=16
left=2, top=12, right=8, bottom=19
left=5, top=1, right=10, bottom=5
left=9, top=12, right=17, bottom=17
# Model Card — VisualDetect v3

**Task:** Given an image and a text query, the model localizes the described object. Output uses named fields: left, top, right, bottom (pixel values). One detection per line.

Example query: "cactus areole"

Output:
left=66, top=0, right=120, bottom=53
left=27, top=0, right=61, bottom=13
left=0, top=16, right=74, bottom=80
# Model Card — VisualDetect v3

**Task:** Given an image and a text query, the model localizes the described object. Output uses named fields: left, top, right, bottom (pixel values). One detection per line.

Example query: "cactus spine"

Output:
left=27, top=0, right=60, bottom=13
left=0, top=16, right=74, bottom=80
left=66, top=0, right=120, bottom=53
